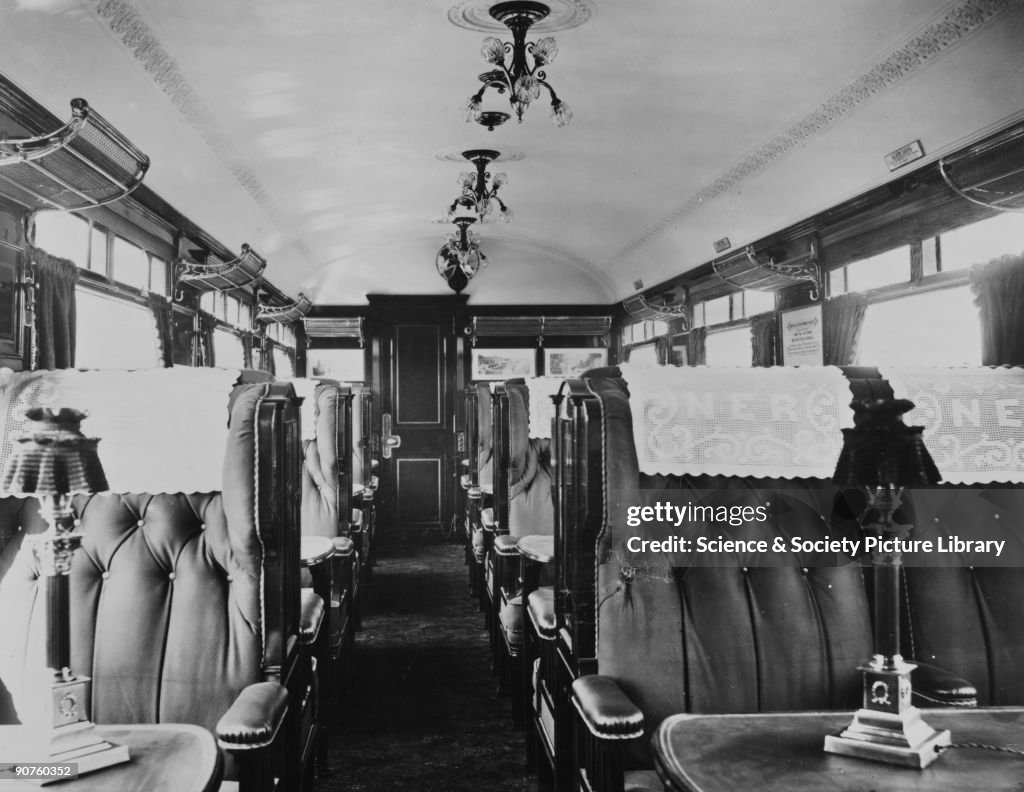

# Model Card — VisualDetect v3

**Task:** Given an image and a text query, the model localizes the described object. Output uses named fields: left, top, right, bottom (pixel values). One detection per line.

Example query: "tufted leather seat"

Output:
left=0, top=378, right=313, bottom=792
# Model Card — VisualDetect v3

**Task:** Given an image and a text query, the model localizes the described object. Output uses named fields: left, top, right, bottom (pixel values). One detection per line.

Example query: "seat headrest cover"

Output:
left=523, top=377, right=562, bottom=439
left=0, top=368, right=240, bottom=494
left=615, top=364, right=855, bottom=479
left=880, top=366, right=1024, bottom=483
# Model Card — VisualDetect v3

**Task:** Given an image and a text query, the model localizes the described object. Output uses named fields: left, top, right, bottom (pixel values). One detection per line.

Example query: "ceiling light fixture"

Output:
left=464, top=1, right=572, bottom=128
left=447, top=149, right=513, bottom=223
left=437, top=215, right=487, bottom=293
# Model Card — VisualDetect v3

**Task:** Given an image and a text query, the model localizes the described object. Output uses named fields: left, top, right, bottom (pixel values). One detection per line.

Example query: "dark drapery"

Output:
left=262, top=339, right=276, bottom=376
left=146, top=292, right=174, bottom=367
left=241, top=332, right=255, bottom=370
left=197, top=312, right=217, bottom=367
left=655, top=336, right=673, bottom=366
left=750, top=312, right=778, bottom=367
left=823, top=294, right=867, bottom=366
left=687, top=327, right=707, bottom=366
left=31, top=247, right=78, bottom=369
left=969, top=253, right=1024, bottom=365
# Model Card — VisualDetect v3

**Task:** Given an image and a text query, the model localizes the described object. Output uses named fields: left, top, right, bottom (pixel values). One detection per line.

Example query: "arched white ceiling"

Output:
left=1, top=0, right=1022, bottom=304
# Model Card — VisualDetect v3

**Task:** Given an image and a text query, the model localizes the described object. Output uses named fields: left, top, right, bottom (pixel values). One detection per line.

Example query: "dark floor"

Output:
left=321, top=544, right=536, bottom=792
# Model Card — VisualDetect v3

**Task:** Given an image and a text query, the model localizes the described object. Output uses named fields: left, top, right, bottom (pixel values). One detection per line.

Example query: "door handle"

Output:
left=382, top=413, right=401, bottom=459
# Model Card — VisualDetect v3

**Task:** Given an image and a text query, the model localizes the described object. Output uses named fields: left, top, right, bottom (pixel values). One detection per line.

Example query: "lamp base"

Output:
left=824, top=706, right=950, bottom=768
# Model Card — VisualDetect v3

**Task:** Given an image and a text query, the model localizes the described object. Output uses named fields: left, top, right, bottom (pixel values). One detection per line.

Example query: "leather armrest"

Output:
left=216, top=681, right=289, bottom=751
left=911, top=660, right=977, bottom=707
left=299, top=588, right=325, bottom=645
left=351, top=508, right=364, bottom=532
left=461, top=473, right=472, bottom=490
left=494, top=534, right=520, bottom=556
left=571, top=675, right=644, bottom=740
left=480, top=507, right=495, bottom=531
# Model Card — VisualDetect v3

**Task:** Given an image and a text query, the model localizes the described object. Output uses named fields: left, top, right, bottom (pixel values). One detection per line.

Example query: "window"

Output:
left=308, top=348, right=365, bottom=381
left=76, top=288, right=160, bottom=369
left=705, top=325, right=751, bottom=366
left=856, top=285, right=982, bottom=366
left=626, top=343, right=659, bottom=368
left=213, top=327, right=246, bottom=368
left=90, top=226, right=108, bottom=273
left=150, top=257, right=168, bottom=295
left=34, top=212, right=89, bottom=266
left=703, top=295, right=731, bottom=325
left=273, top=346, right=294, bottom=378
left=938, top=213, right=1024, bottom=272
left=842, top=246, right=911, bottom=294
left=112, top=237, right=149, bottom=291
left=743, top=289, right=776, bottom=316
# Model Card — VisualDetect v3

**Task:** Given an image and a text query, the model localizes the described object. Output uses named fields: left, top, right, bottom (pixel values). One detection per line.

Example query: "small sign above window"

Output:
left=884, top=140, right=924, bottom=172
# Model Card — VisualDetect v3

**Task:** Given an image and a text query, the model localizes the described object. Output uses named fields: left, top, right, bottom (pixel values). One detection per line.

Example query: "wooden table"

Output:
left=653, top=709, right=1024, bottom=792
left=0, top=724, right=222, bottom=791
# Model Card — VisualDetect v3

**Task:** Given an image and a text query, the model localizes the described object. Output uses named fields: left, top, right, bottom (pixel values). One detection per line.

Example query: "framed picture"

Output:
left=544, top=347, right=607, bottom=377
left=306, top=348, right=366, bottom=381
left=471, top=348, right=536, bottom=381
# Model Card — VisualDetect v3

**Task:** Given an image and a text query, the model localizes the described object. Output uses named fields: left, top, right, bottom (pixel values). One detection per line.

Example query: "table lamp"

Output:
left=824, top=397, right=950, bottom=768
left=1, top=407, right=130, bottom=776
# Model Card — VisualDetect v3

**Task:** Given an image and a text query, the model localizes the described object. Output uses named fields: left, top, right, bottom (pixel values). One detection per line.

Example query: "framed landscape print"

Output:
left=471, top=348, right=536, bottom=381
left=544, top=347, right=607, bottom=377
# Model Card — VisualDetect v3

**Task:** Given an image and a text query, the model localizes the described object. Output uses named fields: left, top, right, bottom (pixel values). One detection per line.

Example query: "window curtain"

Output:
left=262, top=339, right=276, bottom=376
left=750, top=312, right=778, bottom=367
left=30, top=247, right=78, bottom=369
left=197, top=312, right=217, bottom=367
left=146, top=293, right=174, bottom=367
left=240, top=332, right=255, bottom=370
left=823, top=293, right=867, bottom=365
left=687, top=327, right=706, bottom=366
left=655, top=336, right=672, bottom=365
left=969, top=253, right=1024, bottom=365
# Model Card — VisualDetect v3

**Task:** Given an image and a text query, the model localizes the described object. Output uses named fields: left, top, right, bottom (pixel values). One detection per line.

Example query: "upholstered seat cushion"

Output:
left=499, top=594, right=523, bottom=653
left=527, top=586, right=557, bottom=639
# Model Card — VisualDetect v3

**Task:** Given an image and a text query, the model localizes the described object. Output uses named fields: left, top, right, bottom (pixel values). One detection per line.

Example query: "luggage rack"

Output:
left=257, top=293, right=313, bottom=324
left=175, top=244, right=267, bottom=295
left=0, top=94, right=149, bottom=211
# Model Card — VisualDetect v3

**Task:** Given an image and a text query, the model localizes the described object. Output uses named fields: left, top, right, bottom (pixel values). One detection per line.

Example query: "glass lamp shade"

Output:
left=1, top=407, right=108, bottom=497
left=831, top=399, right=941, bottom=489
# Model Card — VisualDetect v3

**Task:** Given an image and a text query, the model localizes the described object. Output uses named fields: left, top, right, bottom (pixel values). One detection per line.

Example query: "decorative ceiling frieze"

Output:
left=84, top=0, right=316, bottom=267
left=605, top=0, right=1016, bottom=270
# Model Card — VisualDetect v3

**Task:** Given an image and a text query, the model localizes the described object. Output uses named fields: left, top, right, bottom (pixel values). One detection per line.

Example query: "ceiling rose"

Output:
left=434, top=145, right=526, bottom=163
left=447, top=0, right=595, bottom=34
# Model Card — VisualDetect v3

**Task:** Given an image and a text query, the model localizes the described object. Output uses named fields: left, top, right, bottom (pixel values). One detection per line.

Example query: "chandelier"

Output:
left=437, top=215, right=488, bottom=293
left=447, top=149, right=513, bottom=223
left=464, top=1, right=572, bottom=128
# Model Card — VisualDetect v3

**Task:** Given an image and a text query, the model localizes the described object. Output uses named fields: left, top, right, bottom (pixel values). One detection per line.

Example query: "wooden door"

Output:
left=370, top=296, right=466, bottom=542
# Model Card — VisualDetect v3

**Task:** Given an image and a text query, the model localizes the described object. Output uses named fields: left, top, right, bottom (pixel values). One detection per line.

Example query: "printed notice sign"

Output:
left=781, top=304, right=823, bottom=365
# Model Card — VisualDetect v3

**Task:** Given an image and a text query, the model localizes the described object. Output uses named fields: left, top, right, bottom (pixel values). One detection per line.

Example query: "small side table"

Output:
left=653, top=708, right=1024, bottom=792
left=0, top=723, right=222, bottom=791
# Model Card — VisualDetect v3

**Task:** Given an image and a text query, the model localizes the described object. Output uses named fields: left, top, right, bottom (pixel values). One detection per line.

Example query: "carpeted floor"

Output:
left=321, top=544, right=536, bottom=792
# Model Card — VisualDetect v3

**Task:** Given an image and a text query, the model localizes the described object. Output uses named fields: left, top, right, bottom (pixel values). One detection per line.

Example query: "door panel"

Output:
left=372, top=296, right=466, bottom=542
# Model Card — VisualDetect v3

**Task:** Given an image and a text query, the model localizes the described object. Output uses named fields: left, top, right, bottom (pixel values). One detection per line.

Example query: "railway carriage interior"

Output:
left=2, top=1, right=1024, bottom=791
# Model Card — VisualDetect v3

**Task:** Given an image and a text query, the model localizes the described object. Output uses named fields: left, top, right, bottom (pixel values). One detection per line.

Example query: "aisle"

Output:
left=322, top=545, right=535, bottom=792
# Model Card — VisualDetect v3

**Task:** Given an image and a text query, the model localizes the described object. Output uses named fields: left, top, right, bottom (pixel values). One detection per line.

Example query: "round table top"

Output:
left=0, top=723, right=222, bottom=792
left=517, top=534, right=554, bottom=564
left=300, top=535, right=336, bottom=567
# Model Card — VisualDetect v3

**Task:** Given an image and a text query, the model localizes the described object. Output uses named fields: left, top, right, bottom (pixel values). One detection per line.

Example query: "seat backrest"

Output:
left=878, top=366, right=1024, bottom=706
left=506, top=380, right=553, bottom=539
left=0, top=375, right=302, bottom=734
left=293, top=378, right=353, bottom=538
left=557, top=367, right=873, bottom=741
